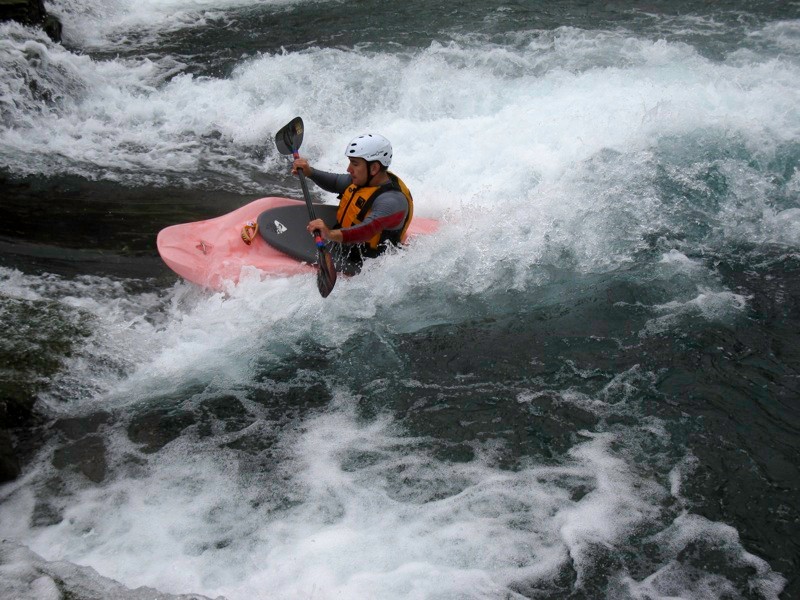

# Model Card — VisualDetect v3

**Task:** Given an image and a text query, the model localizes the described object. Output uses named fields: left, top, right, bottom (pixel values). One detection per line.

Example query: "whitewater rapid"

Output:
left=1, top=1, right=798, bottom=598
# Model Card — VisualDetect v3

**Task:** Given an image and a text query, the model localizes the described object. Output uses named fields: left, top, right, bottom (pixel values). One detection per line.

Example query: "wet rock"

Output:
left=53, top=412, right=111, bottom=441
left=0, top=427, right=20, bottom=482
left=51, top=434, right=108, bottom=483
left=197, top=395, right=254, bottom=438
left=0, top=291, right=84, bottom=482
left=127, top=408, right=196, bottom=454
left=0, top=0, right=46, bottom=23
left=0, top=396, right=41, bottom=483
left=0, top=0, right=62, bottom=42
left=42, top=13, right=60, bottom=41
left=30, top=475, right=68, bottom=527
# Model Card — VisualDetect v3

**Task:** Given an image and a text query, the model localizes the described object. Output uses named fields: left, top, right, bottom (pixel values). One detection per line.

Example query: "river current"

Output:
left=1, top=1, right=799, bottom=598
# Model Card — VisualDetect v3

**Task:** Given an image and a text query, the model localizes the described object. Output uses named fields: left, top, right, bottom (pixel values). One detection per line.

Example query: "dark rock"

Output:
left=128, top=408, right=196, bottom=454
left=0, top=397, right=39, bottom=483
left=31, top=475, right=68, bottom=527
left=42, top=13, right=61, bottom=41
left=0, top=384, right=49, bottom=483
left=53, top=412, right=111, bottom=441
left=0, top=0, right=46, bottom=23
left=0, top=0, right=62, bottom=42
left=0, top=427, right=20, bottom=481
left=47, top=414, right=112, bottom=483
left=51, top=434, right=108, bottom=483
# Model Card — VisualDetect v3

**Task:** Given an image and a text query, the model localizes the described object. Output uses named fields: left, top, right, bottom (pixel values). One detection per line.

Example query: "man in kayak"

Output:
left=293, top=133, right=414, bottom=263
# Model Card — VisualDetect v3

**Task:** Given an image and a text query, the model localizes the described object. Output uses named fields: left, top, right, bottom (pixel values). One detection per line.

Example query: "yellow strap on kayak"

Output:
left=241, top=220, right=259, bottom=245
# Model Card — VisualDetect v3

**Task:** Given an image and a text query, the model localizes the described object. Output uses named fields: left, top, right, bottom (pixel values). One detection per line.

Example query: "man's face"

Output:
left=347, top=157, right=372, bottom=186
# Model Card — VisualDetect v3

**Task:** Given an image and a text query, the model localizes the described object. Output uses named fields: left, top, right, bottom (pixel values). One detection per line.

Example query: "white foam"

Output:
left=2, top=402, right=784, bottom=598
left=2, top=19, right=799, bottom=202
left=0, top=405, right=682, bottom=598
left=642, top=287, right=749, bottom=336
left=748, top=19, right=800, bottom=54
left=50, top=0, right=311, bottom=48
left=0, top=263, right=785, bottom=597
left=767, top=207, right=800, bottom=245
left=659, top=249, right=700, bottom=270
left=621, top=513, right=786, bottom=599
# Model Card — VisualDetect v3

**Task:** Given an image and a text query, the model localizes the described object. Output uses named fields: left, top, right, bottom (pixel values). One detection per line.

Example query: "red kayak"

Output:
left=157, top=197, right=438, bottom=290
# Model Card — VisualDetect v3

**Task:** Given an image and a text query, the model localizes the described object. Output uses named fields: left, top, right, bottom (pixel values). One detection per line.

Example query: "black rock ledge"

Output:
left=0, top=0, right=62, bottom=42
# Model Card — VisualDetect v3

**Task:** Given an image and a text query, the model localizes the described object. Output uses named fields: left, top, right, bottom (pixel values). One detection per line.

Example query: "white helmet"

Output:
left=345, top=133, right=392, bottom=167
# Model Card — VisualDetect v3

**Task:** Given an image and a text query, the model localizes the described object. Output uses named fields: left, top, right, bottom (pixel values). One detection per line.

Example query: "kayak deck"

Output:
left=156, top=197, right=438, bottom=289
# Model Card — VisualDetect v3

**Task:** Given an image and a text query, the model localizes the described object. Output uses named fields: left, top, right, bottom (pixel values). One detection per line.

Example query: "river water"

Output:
left=1, top=1, right=799, bottom=598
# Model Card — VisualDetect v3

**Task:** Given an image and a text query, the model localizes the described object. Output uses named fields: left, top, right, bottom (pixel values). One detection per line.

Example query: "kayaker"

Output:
left=293, top=133, right=414, bottom=263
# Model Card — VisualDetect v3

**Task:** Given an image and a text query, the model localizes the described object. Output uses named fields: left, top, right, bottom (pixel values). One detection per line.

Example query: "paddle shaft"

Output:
left=274, top=116, right=337, bottom=296
left=293, top=151, right=324, bottom=247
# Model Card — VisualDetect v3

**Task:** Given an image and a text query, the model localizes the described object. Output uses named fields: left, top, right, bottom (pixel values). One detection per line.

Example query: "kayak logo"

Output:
left=274, top=220, right=287, bottom=235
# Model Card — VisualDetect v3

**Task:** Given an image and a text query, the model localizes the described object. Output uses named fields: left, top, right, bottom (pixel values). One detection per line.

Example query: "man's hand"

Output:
left=307, top=219, right=343, bottom=243
left=292, top=157, right=312, bottom=177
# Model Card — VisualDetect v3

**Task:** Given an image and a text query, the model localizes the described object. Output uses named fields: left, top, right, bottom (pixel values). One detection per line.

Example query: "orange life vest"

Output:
left=335, top=172, right=414, bottom=256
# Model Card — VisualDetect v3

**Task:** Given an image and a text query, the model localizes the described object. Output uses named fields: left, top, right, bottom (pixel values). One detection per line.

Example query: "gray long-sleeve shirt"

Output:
left=308, top=169, right=409, bottom=244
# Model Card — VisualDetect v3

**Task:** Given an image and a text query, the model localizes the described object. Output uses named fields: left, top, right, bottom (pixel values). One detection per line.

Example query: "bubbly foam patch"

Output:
left=50, top=0, right=307, bottom=48
left=2, top=18, right=799, bottom=199
left=1, top=400, right=783, bottom=599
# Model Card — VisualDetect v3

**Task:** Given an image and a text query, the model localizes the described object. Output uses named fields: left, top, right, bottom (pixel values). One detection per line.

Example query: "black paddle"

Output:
left=275, top=117, right=337, bottom=297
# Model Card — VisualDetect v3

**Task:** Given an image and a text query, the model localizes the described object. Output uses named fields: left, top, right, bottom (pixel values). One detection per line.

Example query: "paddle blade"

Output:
left=316, top=248, right=337, bottom=298
left=275, top=117, right=304, bottom=155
